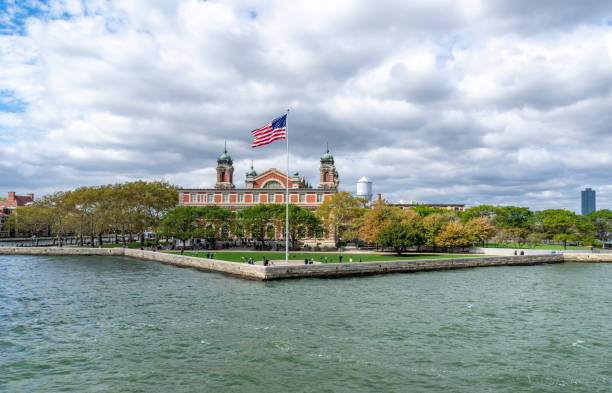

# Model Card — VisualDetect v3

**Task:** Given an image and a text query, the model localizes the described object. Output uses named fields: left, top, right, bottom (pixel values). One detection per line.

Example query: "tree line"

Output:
left=158, top=204, right=324, bottom=249
left=319, top=194, right=612, bottom=254
left=4, top=184, right=610, bottom=253
left=3, top=181, right=177, bottom=246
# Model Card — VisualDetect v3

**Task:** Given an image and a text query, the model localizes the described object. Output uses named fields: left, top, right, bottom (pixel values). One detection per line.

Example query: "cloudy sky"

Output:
left=1, top=0, right=611, bottom=211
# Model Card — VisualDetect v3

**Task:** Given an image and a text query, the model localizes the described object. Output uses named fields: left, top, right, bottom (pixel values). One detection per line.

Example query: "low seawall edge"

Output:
left=1, top=248, right=610, bottom=280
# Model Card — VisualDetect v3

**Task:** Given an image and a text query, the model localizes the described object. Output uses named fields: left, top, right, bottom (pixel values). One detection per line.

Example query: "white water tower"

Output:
left=356, top=176, right=373, bottom=202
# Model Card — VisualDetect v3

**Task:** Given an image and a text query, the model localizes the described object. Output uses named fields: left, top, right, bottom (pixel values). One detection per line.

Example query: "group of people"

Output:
left=243, top=256, right=270, bottom=265
left=514, top=250, right=525, bottom=255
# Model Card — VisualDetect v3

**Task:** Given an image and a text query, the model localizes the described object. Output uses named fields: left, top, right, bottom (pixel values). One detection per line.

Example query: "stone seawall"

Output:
left=123, top=249, right=265, bottom=280
left=0, top=247, right=124, bottom=256
left=261, top=254, right=566, bottom=280
left=0, top=247, right=266, bottom=280
left=1, top=247, right=583, bottom=280
left=564, top=253, right=612, bottom=263
left=1, top=248, right=610, bottom=280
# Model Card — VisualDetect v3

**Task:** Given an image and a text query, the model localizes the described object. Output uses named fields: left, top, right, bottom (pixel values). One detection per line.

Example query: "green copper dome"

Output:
left=217, top=144, right=233, bottom=165
left=321, top=146, right=334, bottom=163
left=246, top=162, right=257, bottom=177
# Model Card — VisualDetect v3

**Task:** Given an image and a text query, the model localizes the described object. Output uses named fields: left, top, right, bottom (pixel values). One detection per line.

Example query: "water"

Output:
left=1, top=255, right=610, bottom=393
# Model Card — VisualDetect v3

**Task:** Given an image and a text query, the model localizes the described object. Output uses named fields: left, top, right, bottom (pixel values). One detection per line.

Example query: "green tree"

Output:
left=239, top=204, right=283, bottom=245
left=536, top=209, right=580, bottom=250
left=158, top=206, right=200, bottom=244
left=316, top=191, right=367, bottom=246
left=377, top=209, right=425, bottom=255
left=460, top=205, right=498, bottom=223
left=500, top=227, right=531, bottom=247
left=193, top=205, right=232, bottom=248
left=422, top=213, right=450, bottom=250
left=436, top=221, right=472, bottom=250
left=358, top=200, right=397, bottom=249
left=494, top=206, right=534, bottom=229
left=38, top=191, right=74, bottom=246
left=411, top=205, right=447, bottom=217
left=465, top=217, right=496, bottom=247
left=279, top=204, right=324, bottom=249
left=229, top=211, right=246, bottom=245
left=587, top=209, right=612, bottom=248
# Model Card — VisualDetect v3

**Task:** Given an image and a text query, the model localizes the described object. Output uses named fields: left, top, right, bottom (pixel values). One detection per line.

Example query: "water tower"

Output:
left=356, top=176, right=373, bottom=202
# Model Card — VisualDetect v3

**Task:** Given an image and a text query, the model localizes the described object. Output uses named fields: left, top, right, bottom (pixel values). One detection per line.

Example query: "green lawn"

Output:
left=483, top=242, right=592, bottom=250
left=165, top=251, right=484, bottom=263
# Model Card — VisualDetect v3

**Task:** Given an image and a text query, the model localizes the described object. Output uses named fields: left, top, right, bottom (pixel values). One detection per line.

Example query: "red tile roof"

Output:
left=0, top=195, right=34, bottom=209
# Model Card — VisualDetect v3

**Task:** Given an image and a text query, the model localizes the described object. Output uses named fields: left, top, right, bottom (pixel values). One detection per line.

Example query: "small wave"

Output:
left=572, top=340, right=584, bottom=347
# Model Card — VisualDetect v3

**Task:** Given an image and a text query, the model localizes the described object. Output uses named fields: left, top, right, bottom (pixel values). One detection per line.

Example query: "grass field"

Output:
left=165, top=251, right=484, bottom=263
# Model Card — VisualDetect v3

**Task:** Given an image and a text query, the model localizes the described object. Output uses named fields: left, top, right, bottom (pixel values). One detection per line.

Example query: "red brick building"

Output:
left=0, top=192, right=35, bottom=236
left=178, top=147, right=339, bottom=211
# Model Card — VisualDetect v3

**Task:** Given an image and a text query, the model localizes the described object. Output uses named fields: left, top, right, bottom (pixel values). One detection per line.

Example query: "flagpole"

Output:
left=285, top=109, right=290, bottom=263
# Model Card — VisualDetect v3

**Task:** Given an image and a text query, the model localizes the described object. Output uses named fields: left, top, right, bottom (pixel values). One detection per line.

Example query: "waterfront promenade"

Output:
left=1, top=247, right=610, bottom=280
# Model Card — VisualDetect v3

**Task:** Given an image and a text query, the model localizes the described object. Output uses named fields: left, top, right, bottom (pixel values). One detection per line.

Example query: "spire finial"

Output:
left=250, top=160, right=254, bottom=169
left=326, top=142, right=329, bottom=153
left=224, top=140, right=227, bottom=153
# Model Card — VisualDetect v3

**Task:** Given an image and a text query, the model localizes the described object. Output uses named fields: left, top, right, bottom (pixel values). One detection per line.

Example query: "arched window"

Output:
left=323, top=172, right=328, bottom=182
left=263, top=180, right=283, bottom=189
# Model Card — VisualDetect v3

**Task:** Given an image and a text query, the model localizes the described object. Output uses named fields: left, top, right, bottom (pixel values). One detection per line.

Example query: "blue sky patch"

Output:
left=0, top=90, right=27, bottom=113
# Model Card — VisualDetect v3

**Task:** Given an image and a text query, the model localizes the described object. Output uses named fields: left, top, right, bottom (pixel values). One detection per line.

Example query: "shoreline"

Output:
left=0, top=247, right=610, bottom=280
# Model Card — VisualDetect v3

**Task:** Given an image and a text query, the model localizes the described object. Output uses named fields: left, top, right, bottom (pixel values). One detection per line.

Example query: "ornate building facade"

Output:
left=178, top=147, right=339, bottom=211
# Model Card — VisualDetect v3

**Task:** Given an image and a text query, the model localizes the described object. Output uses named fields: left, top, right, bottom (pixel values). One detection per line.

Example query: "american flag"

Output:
left=251, top=114, right=287, bottom=147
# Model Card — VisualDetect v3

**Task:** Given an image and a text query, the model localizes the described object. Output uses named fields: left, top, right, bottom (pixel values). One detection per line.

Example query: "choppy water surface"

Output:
left=1, top=255, right=610, bottom=393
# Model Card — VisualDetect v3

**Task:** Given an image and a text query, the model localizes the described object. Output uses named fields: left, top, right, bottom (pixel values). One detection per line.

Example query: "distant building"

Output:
left=178, top=147, right=339, bottom=211
left=374, top=193, right=465, bottom=211
left=0, top=192, right=35, bottom=236
left=392, top=202, right=465, bottom=212
left=177, top=147, right=340, bottom=243
left=581, top=188, right=596, bottom=215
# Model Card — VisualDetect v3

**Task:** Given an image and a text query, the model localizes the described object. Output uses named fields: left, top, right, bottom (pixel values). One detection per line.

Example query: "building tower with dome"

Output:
left=318, top=146, right=339, bottom=189
left=178, top=146, right=339, bottom=211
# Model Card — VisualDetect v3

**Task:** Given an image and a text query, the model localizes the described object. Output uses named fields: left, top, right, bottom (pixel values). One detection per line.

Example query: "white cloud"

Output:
left=1, top=0, right=611, bottom=212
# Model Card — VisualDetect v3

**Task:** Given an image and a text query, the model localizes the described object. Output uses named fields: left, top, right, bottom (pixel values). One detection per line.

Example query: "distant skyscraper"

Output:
left=581, top=188, right=596, bottom=215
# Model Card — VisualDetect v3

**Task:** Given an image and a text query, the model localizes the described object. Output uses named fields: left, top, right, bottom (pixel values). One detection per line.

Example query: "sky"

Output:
left=1, top=0, right=611, bottom=212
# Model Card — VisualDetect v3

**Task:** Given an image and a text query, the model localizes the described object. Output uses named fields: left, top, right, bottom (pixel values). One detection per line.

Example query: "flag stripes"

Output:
left=251, top=114, right=287, bottom=147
